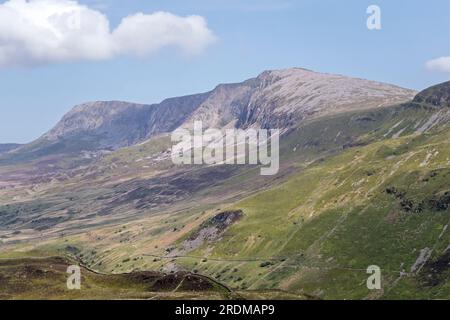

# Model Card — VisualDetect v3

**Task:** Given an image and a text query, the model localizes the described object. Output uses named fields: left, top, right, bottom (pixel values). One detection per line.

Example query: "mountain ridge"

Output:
left=3, top=68, right=416, bottom=161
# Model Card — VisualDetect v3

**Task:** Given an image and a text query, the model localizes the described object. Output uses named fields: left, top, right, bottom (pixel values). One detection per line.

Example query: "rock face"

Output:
left=16, top=68, right=417, bottom=154
left=44, top=101, right=151, bottom=148
left=183, top=68, right=416, bottom=130
left=43, top=93, right=210, bottom=150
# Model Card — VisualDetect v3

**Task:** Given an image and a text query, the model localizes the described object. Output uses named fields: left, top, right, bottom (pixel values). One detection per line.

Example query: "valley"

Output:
left=0, top=69, right=448, bottom=299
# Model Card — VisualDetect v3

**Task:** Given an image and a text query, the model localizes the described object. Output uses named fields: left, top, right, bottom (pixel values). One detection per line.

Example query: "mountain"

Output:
left=43, top=94, right=210, bottom=150
left=0, top=71, right=448, bottom=300
left=1, top=68, right=415, bottom=165
left=47, top=68, right=416, bottom=139
left=46, top=81, right=446, bottom=300
left=182, top=68, right=415, bottom=130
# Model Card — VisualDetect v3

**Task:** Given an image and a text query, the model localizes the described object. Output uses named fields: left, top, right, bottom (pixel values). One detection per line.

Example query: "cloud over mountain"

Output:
left=0, top=0, right=216, bottom=67
left=426, top=56, right=450, bottom=73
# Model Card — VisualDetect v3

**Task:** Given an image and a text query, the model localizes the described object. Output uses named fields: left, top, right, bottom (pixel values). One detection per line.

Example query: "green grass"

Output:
left=0, top=256, right=235, bottom=300
left=169, top=125, right=450, bottom=299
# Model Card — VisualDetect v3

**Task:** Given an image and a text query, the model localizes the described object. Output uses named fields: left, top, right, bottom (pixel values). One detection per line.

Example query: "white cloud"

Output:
left=425, top=56, right=450, bottom=73
left=0, top=0, right=216, bottom=67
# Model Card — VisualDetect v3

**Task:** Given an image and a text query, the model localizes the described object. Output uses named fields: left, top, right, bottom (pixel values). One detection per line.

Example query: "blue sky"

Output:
left=1, top=0, right=449, bottom=143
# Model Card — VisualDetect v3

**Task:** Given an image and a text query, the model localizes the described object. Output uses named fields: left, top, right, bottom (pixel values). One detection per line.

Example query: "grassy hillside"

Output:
left=0, top=255, right=236, bottom=300
left=178, top=128, right=450, bottom=299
